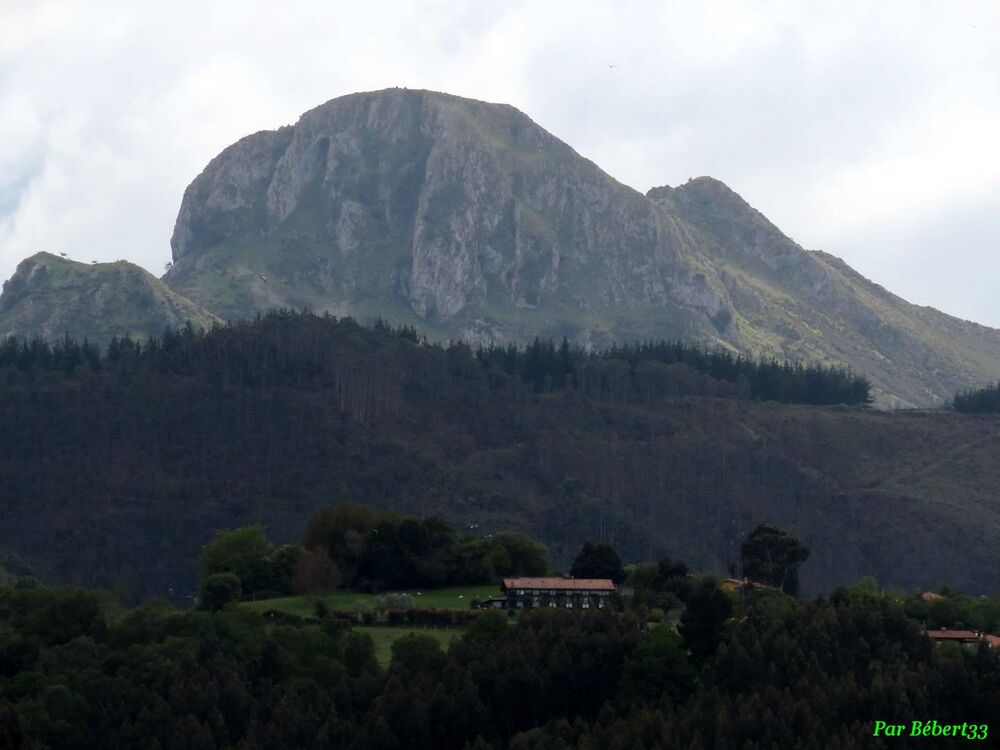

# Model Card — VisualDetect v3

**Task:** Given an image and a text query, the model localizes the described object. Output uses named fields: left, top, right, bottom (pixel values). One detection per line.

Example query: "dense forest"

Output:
left=0, top=319, right=870, bottom=406
left=0, top=312, right=997, bottom=602
left=472, top=336, right=871, bottom=405
left=0, top=578, right=996, bottom=749
left=952, top=381, right=1000, bottom=413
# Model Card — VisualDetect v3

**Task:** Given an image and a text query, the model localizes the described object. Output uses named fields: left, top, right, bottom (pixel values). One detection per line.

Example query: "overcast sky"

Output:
left=2, top=1, right=999, bottom=324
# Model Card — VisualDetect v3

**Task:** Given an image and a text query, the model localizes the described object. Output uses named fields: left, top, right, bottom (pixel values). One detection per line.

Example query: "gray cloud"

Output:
left=2, top=0, right=999, bottom=323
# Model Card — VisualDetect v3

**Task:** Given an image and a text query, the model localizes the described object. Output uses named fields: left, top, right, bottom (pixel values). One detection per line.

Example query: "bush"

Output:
left=198, top=573, right=241, bottom=612
left=313, top=597, right=329, bottom=619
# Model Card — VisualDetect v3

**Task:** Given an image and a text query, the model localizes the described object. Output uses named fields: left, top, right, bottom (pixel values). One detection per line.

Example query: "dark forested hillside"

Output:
left=0, top=582, right=996, bottom=749
left=952, top=381, right=1000, bottom=413
left=0, top=313, right=997, bottom=601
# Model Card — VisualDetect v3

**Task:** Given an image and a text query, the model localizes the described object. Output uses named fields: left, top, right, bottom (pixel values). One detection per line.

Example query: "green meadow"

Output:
left=240, top=583, right=501, bottom=617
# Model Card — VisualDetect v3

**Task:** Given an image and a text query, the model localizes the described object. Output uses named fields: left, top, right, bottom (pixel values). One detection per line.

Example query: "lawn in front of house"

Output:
left=240, top=583, right=502, bottom=617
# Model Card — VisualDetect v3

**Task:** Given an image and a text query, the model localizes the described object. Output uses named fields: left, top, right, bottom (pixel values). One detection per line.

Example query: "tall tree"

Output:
left=678, top=576, right=733, bottom=661
left=570, top=542, right=625, bottom=583
left=740, top=524, right=811, bottom=595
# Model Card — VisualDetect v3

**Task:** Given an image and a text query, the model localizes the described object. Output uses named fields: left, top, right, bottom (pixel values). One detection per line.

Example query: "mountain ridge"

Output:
left=160, top=88, right=1000, bottom=406
left=3, top=88, right=999, bottom=405
left=0, top=252, right=220, bottom=344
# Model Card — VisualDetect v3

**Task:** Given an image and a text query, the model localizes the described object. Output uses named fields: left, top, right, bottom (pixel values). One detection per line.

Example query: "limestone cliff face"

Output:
left=165, top=89, right=727, bottom=342
left=162, top=88, right=1000, bottom=406
left=0, top=253, right=220, bottom=345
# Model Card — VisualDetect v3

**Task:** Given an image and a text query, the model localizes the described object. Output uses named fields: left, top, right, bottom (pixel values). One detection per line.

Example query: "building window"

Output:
left=516, top=601, right=523, bottom=608
left=533, top=598, right=540, bottom=608
left=566, top=602, right=573, bottom=609
left=598, top=600, right=604, bottom=608
left=582, top=600, right=590, bottom=608
left=549, top=600, right=556, bottom=607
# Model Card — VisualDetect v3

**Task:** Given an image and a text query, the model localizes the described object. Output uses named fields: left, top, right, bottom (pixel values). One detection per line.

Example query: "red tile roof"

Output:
left=722, top=577, right=771, bottom=590
left=924, top=629, right=980, bottom=641
left=501, top=577, right=615, bottom=591
left=984, top=635, right=1000, bottom=649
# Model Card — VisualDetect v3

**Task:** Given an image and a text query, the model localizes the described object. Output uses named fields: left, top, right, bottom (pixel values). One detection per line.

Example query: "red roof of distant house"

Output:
left=921, top=591, right=944, bottom=601
left=501, top=577, right=615, bottom=591
left=984, top=635, right=1000, bottom=649
left=722, top=577, right=771, bottom=590
left=924, top=629, right=980, bottom=641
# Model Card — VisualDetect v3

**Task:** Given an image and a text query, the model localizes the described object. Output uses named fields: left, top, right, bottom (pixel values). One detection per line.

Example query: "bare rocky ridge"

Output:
left=0, top=252, right=220, bottom=344
left=162, top=88, right=1000, bottom=407
left=3, top=88, right=999, bottom=405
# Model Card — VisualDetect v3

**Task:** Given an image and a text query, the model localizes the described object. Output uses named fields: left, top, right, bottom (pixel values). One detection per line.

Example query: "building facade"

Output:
left=499, top=577, right=615, bottom=610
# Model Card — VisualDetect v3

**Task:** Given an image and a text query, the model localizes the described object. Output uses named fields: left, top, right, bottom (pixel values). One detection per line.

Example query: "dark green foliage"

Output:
left=0, top=582, right=997, bottom=749
left=463, top=610, right=508, bottom=645
left=901, top=589, right=1000, bottom=632
left=198, top=572, right=241, bottom=611
left=199, top=526, right=303, bottom=600
left=0, top=334, right=102, bottom=377
left=200, top=525, right=271, bottom=587
left=678, top=576, right=733, bottom=660
left=569, top=542, right=626, bottom=583
left=390, top=633, right=447, bottom=675
left=952, top=381, right=1000, bottom=412
left=620, top=625, right=696, bottom=703
left=656, top=555, right=692, bottom=601
left=0, top=311, right=996, bottom=603
left=303, top=504, right=550, bottom=591
left=476, top=337, right=872, bottom=405
left=485, top=533, right=550, bottom=577
left=740, top=524, right=811, bottom=595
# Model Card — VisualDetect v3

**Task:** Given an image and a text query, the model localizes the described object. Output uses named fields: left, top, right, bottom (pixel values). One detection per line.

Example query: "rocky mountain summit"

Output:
left=0, top=252, right=219, bottom=344
left=4, top=89, right=1000, bottom=405
left=166, top=89, right=722, bottom=343
left=162, top=88, right=1000, bottom=406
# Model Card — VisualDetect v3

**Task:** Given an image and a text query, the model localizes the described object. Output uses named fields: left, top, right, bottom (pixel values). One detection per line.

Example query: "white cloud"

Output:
left=1, top=0, right=999, bottom=322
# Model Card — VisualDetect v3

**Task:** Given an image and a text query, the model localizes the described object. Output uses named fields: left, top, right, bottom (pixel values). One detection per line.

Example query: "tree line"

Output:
left=0, top=575, right=995, bottom=749
left=951, top=381, right=1000, bottom=413
left=197, top=504, right=550, bottom=607
left=0, top=315, right=871, bottom=406
left=476, top=337, right=871, bottom=405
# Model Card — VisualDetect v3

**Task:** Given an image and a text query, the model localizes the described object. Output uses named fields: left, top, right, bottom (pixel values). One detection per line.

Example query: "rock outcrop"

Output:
left=6, top=89, right=999, bottom=405
left=0, top=253, right=220, bottom=345
left=162, top=89, right=1000, bottom=406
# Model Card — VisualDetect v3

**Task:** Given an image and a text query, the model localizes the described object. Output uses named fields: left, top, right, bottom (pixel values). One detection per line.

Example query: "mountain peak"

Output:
left=648, top=176, right=756, bottom=217
left=0, top=253, right=219, bottom=345
left=8, top=90, right=1000, bottom=405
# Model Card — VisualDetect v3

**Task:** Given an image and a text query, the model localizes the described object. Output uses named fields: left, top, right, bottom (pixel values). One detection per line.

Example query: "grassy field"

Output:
left=241, top=584, right=501, bottom=617
left=360, top=625, right=464, bottom=666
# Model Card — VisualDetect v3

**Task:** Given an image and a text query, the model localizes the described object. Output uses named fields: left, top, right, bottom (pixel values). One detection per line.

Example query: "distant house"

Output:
left=720, top=577, right=771, bottom=593
left=924, top=629, right=984, bottom=651
left=985, top=634, right=1000, bottom=649
left=499, top=577, right=615, bottom=610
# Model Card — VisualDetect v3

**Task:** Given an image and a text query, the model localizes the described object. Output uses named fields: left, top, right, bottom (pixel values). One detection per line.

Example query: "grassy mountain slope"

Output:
left=0, top=314, right=996, bottom=601
left=0, top=252, right=220, bottom=345
left=161, top=88, right=1000, bottom=406
left=651, top=178, right=1000, bottom=407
